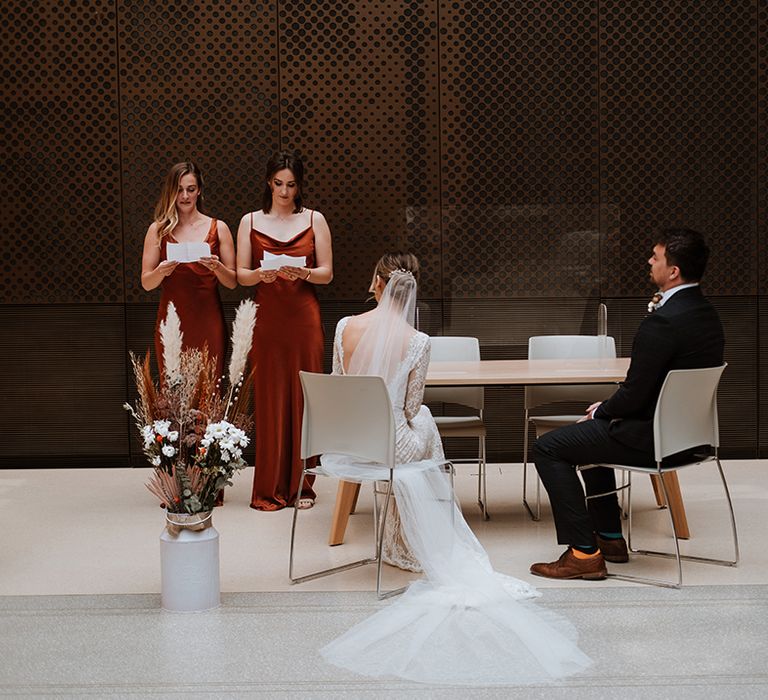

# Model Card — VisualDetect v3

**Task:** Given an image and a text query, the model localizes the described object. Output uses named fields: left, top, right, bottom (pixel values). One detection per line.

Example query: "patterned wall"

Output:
left=1, top=0, right=766, bottom=465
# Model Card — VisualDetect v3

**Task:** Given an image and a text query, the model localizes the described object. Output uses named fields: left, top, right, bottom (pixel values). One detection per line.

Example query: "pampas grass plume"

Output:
left=228, top=299, right=258, bottom=385
left=160, top=301, right=183, bottom=385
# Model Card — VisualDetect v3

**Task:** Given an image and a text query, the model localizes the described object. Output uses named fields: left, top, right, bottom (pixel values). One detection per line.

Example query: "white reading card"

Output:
left=166, top=241, right=211, bottom=263
left=260, top=251, right=307, bottom=270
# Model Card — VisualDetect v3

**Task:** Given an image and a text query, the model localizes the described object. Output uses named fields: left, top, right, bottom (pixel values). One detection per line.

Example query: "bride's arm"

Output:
left=331, top=318, right=345, bottom=375
left=404, top=337, right=430, bottom=422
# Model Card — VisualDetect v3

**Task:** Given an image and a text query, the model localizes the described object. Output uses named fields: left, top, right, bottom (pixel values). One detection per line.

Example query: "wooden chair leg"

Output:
left=349, top=482, right=361, bottom=514
left=649, top=473, right=690, bottom=539
left=649, top=474, right=667, bottom=507
left=660, top=471, right=690, bottom=540
left=328, top=480, right=361, bottom=546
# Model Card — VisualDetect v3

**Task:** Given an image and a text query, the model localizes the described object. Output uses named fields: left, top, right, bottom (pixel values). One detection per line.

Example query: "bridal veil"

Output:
left=320, top=270, right=592, bottom=685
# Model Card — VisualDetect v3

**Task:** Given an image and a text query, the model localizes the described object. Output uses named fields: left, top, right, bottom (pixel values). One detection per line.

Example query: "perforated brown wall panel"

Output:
left=759, top=1, right=767, bottom=296
left=1, top=2, right=765, bottom=464
left=0, top=306, right=129, bottom=458
left=118, top=1, right=279, bottom=303
left=277, top=1, right=441, bottom=300
left=439, top=1, right=599, bottom=299
left=600, top=1, right=757, bottom=297
left=1, top=1, right=123, bottom=304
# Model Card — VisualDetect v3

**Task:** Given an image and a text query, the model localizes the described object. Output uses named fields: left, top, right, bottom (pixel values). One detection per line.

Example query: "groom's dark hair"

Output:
left=656, top=228, right=710, bottom=282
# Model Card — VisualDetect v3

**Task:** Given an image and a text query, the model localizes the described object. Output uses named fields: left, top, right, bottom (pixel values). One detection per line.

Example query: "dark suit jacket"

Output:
left=594, top=286, right=724, bottom=453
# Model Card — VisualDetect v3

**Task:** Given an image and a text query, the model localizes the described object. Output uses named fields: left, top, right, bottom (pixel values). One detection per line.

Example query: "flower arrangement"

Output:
left=125, top=299, right=257, bottom=514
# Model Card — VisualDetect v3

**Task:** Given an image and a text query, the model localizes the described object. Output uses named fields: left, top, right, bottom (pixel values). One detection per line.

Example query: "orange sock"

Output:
left=572, top=548, right=602, bottom=559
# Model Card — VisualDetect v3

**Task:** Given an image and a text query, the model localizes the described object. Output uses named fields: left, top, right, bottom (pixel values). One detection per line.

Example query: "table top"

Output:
left=425, top=357, right=631, bottom=386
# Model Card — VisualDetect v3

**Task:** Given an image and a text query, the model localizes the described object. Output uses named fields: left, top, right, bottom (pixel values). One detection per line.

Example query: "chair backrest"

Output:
left=423, top=336, right=484, bottom=411
left=525, top=335, right=617, bottom=409
left=299, top=372, right=396, bottom=467
left=653, top=364, right=726, bottom=462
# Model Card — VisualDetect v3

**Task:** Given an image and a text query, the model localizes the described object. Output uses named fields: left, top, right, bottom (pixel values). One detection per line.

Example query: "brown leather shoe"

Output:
left=596, top=535, right=629, bottom=563
left=530, top=548, right=607, bottom=580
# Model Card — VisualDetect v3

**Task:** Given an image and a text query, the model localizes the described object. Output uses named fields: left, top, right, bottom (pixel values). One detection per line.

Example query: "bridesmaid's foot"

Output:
left=296, top=497, right=315, bottom=510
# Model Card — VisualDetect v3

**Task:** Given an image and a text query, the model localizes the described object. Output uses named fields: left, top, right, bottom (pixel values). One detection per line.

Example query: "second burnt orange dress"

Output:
left=248, top=210, right=324, bottom=510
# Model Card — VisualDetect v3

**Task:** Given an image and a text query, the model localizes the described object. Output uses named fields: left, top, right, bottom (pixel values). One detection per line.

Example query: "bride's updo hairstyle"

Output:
left=373, top=252, right=420, bottom=284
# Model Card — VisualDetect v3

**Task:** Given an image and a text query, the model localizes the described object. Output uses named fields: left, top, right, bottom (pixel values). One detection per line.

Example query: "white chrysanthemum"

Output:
left=221, top=451, right=230, bottom=463
left=161, top=444, right=176, bottom=457
left=142, top=425, right=154, bottom=447
left=151, top=456, right=161, bottom=467
left=168, top=431, right=179, bottom=442
left=153, top=419, right=171, bottom=437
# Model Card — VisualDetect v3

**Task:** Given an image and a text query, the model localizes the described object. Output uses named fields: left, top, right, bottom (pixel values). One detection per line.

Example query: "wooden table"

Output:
left=328, top=356, right=690, bottom=544
left=426, top=357, right=630, bottom=387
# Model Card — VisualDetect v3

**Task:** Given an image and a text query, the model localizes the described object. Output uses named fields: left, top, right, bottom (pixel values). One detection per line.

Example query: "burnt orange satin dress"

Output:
left=249, top=211, right=323, bottom=510
left=154, top=219, right=226, bottom=380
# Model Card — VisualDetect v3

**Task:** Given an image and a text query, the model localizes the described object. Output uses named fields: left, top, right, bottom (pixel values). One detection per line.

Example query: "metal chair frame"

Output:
left=424, top=336, right=489, bottom=520
left=576, top=364, right=738, bottom=589
left=289, top=371, right=453, bottom=600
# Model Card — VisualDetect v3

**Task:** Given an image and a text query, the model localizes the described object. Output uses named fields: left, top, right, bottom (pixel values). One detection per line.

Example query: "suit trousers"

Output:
left=533, top=418, right=655, bottom=547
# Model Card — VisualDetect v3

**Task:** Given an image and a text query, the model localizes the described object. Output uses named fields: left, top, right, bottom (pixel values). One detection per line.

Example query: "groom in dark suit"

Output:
left=530, top=228, right=725, bottom=580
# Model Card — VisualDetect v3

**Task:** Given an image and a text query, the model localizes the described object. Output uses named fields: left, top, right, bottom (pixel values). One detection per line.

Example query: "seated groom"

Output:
left=530, top=228, right=725, bottom=580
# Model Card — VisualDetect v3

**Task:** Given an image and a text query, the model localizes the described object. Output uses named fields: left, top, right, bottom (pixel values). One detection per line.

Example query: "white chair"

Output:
left=289, top=371, right=453, bottom=599
left=577, top=364, right=738, bottom=589
left=523, top=335, right=617, bottom=520
left=423, top=337, right=489, bottom=520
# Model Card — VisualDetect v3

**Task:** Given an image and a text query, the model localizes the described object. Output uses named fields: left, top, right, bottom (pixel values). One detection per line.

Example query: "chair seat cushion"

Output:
left=433, top=415, right=486, bottom=437
left=315, top=455, right=450, bottom=482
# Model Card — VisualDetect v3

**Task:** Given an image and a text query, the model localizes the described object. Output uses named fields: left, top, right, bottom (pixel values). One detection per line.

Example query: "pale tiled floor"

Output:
left=1, top=462, right=767, bottom=698
left=0, top=459, right=764, bottom=596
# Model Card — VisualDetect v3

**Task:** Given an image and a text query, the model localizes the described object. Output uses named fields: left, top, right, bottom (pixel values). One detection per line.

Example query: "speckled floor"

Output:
left=0, top=461, right=766, bottom=697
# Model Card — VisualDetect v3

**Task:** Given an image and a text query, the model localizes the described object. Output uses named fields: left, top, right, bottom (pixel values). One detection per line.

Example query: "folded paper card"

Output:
left=260, top=251, right=307, bottom=270
left=166, top=242, right=211, bottom=263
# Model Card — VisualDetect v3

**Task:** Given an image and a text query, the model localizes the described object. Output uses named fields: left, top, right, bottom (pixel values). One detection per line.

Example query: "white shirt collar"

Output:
left=657, top=282, right=699, bottom=307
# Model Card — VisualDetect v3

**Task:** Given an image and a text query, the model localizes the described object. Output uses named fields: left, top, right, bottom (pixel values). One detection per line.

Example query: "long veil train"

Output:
left=320, top=271, right=592, bottom=685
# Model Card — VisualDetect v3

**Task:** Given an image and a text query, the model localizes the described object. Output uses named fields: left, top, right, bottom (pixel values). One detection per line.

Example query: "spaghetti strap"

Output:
left=206, top=218, right=218, bottom=242
left=250, top=211, right=253, bottom=230
left=310, top=209, right=314, bottom=226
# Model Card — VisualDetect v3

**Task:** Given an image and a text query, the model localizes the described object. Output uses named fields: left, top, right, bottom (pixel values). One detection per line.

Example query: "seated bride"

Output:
left=330, top=252, right=441, bottom=571
left=320, top=252, right=592, bottom=685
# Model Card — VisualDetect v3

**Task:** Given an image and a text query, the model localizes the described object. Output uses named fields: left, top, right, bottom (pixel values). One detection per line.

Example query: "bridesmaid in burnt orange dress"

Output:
left=237, top=151, right=333, bottom=511
left=141, top=161, right=236, bottom=380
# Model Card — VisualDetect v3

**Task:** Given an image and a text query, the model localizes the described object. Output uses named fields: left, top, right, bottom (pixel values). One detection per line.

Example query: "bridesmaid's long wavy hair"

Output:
left=153, top=162, right=206, bottom=243
left=262, top=151, right=304, bottom=214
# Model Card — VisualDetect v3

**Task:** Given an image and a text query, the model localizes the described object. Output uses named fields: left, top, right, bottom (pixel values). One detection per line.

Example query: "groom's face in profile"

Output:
left=648, top=244, right=679, bottom=291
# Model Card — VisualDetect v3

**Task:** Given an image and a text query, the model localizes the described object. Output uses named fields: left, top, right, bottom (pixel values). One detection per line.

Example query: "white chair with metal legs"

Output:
left=289, top=371, right=453, bottom=600
left=424, top=336, right=489, bottom=520
left=577, top=364, right=738, bottom=589
left=523, top=335, right=617, bottom=520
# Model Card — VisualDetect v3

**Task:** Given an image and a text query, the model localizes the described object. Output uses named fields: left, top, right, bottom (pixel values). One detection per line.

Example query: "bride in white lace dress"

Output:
left=332, top=254, right=441, bottom=571
left=320, top=253, right=592, bottom=685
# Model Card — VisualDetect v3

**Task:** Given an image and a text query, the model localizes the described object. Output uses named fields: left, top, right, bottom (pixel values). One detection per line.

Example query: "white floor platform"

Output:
left=1, top=461, right=766, bottom=697
left=0, top=460, right=765, bottom=595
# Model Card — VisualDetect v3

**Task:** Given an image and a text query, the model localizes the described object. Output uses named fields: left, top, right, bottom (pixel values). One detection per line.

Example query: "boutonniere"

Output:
left=647, top=292, right=663, bottom=313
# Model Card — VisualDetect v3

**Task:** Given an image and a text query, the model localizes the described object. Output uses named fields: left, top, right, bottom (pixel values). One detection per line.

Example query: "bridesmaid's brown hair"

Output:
left=262, top=150, right=305, bottom=214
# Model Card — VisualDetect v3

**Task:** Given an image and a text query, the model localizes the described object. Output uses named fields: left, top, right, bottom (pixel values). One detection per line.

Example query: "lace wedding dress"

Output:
left=320, top=271, right=592, bottom=685
left=332, top=316, right=443, bottom=571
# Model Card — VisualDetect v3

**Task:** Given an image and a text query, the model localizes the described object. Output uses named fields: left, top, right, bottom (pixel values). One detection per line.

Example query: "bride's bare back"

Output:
left=341, top=309, right=415, bottom=375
